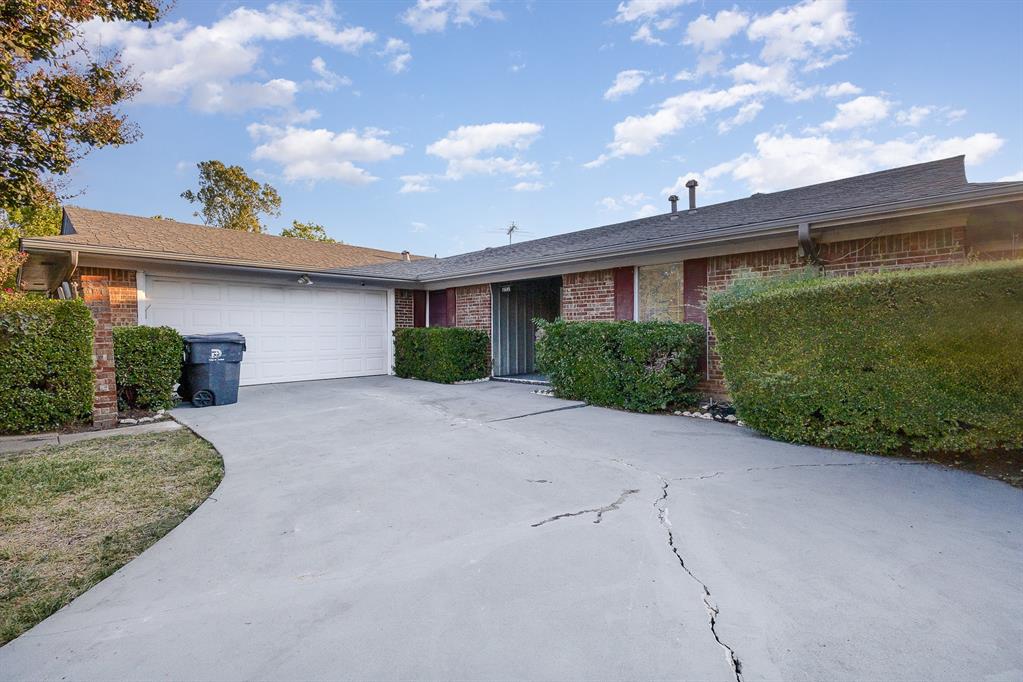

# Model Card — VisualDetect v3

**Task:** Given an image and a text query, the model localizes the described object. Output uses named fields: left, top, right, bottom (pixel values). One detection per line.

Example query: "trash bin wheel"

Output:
left=192, top=389, right=214, bottom=408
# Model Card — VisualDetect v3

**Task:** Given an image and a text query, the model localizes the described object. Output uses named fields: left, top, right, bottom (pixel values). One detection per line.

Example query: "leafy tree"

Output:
left=180, top=161, right=281, bottom=233
left=0, top=0, right=163, bottom=207
left=1, top=203, right=61, bottom=288
left=280, top=221, right=338, bottom=243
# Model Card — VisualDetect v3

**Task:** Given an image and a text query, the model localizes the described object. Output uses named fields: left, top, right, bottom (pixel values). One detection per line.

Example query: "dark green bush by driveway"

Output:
left=535, top=319, right=705, bottom=412
left=0, top=297, right=94, bottom=434
left=393, top=327, right=490, bottom=383
left=113, top=326, right=184, bottom=410
left=707, top=260, right=1023, bottom=455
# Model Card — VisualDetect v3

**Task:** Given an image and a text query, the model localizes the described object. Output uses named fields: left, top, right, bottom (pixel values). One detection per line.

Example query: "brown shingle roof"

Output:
left=31, top=207, right=416, bottom=271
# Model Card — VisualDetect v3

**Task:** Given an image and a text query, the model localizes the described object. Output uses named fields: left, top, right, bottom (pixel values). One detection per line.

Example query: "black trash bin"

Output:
left=178, top=333, right=246, bottom=407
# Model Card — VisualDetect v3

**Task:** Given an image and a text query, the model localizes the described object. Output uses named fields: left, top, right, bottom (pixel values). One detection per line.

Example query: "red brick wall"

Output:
left=561, top=269, right=615, bottom=321
left=78, top=267, right=138, bottom=327
left=395, top=289, right=413, bottom=328
left=698, top=226, right=969, bottom=395
left=454, top=284, right=492, bottom=336
left=79, top=274, right=118, bottom=429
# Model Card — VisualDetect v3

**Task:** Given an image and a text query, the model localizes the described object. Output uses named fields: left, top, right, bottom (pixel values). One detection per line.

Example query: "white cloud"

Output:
left=614, top=0, right=690, bottom=23
left=615, top=0, right=692, bottom=46
left=399, top=174, right=435, bottom=193
left=660, top=172, right=713, bottom=198
left=401, top=0, right=504, bottom=34
left=816, top=95, right=891, bottom=131
left=895, top=105, right=933, bottom=127
left=411, top=221, right=428, bottom=232
left=426, top=122, right=543, bottom=179
left=946, top=108, right=967, bottom=123
left=707, top=131, right=1005, bottom=192
left=998, top=171, right=1023, bottom=182
left=247, top=124, right=404, bottom=184
left=684, top=9, right=749, bottom=52
left=512, top=181, right=546, bottom=191
left=746, top=0, right=853, bottom=65
left=634, top=203, right=659, bottom=218
left=674, top=69, right=695, bottom=81
left=80, top=3, right=375, bottom=113
left=718, top=101, right=763, bottom=133
left=604, top=70, right=648, bottom=101
left=587, top=63, right=812, bottom=166
left=379, top=37, right=412, bottom=73
left=598, top=192, right=649, bottom=211
left=190, top=78, right=298, bottom=113
left=824, top=81, right=861, bottom=98
left=310, top=57, right=351, bottom=91
left=630, top=24, right=665, bottom=45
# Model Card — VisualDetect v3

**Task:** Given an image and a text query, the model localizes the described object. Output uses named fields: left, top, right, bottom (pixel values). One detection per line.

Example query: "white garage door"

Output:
left=144, top=276, right=389, bottom=385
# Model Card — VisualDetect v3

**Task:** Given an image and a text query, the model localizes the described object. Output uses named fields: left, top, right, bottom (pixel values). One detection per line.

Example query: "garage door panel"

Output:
left=191, top=283, right=222, bottom=301
left=261, top=310, right=286, bottom=327
left=145, top=277, right=389, bottom=386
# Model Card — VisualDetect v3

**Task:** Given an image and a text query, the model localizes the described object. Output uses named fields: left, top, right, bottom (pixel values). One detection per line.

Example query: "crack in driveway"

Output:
left=674, top=460, right=928, bottom=481
left=655, top=481, right=743, bottom=682
left=531, top=489, right=640, bottom=527
left=488, top=404, right=588, bottom=423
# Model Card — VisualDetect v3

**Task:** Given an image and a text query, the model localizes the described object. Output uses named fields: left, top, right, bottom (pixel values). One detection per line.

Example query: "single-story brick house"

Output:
left=19, top=156, right=1023, bottom=425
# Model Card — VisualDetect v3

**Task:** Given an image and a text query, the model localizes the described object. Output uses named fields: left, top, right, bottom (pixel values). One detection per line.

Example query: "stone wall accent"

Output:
left=79, top=273, right=118, bottom=429
left=698, top=225, right=969, bottom=394
left=561, top=269, right=615, bottom=321
left=78, top=267, right=138, bottom=327
left=454, top=284, right=492, bottom=335
left=395, top=288, right=414, bottom=328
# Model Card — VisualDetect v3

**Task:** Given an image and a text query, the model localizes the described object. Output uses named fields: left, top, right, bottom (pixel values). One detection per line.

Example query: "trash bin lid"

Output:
left=183, top=332, right=247, bottom=345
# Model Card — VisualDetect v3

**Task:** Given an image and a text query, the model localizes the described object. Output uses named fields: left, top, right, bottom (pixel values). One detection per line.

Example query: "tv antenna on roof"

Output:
left=486, top=221, right=532, bottom=245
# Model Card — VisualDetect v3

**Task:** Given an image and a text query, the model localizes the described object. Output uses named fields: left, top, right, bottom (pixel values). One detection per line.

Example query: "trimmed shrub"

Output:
left=707, top=260, right=1023, bottom=455
left=535, top=319, right=705, bottom=412
left=0, top=296, right=94, bottom=433
left=393, top=327, right=490, bottom=383
left=113, top=326, right=184, bottom=410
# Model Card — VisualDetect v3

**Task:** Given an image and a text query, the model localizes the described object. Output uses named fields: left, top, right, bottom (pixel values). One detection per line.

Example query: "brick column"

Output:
left=80, top=274, right=118, bottom=429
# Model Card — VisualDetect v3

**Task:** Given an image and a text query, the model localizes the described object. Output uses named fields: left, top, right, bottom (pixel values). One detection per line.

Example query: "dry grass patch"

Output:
left=0, top=429, right=223, bottom=645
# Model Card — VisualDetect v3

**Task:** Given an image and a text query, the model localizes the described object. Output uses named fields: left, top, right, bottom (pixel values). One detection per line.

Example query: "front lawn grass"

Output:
left=0, top=429, right=223, bottom=645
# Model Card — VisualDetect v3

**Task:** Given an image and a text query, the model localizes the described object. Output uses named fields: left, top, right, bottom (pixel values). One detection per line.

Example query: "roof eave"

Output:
left=17, top=241, right=419, bottom=285
left=373, top=183, right=1023, bottom=284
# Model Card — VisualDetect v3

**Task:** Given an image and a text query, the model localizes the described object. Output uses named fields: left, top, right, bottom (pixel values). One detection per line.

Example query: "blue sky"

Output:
left=72, top=0, right=1023, bottom=256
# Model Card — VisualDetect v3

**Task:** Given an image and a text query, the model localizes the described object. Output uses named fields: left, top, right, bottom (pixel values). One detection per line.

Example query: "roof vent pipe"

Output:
left=668, top=195, right=679, bottom=213
left=685, top=179, right=698, bottom=209
left=401, top=250, right=411, bottom=262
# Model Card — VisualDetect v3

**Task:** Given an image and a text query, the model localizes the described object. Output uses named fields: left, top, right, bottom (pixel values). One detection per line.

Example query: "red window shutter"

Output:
left=412, top=290, right=426, bottom=327
left=682, top=259, right=708, bottom=325
left=613, top=267, right=634, bottom=320
left=428, top=289, right=448, bottom=327
left=447, top=288, right=457, bottom=327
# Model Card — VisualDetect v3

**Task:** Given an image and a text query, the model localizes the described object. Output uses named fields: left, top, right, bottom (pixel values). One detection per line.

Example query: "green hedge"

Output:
left=707, top=260, right=1023, bottom=454
left=0, top=296, right=94, bottom=433
left=535, top=319, right=705, bottom=412
left=113, top=326, right=184, bottom=410
left=393, top=327, right=490, bottom=383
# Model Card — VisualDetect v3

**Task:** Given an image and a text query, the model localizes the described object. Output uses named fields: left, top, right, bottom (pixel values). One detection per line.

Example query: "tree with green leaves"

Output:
left=0, top=0, right=163, bottom=207
left=280, top=221, right=338, bottom=243
left=181, top=161, right=281, bottom=233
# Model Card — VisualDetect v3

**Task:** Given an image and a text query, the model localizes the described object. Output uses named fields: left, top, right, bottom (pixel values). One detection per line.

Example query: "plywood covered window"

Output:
left=638, top=262, right=684, bottom=322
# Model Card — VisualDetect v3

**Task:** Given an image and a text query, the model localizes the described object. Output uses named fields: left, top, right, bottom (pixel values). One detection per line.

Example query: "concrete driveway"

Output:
left=2, top=377, right=1021, bottom=681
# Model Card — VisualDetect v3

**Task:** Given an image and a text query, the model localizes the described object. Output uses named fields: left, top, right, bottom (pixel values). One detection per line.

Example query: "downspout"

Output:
left=62, top=250, right=79, bottom=297
left=797, top=223, right=822, bottom=267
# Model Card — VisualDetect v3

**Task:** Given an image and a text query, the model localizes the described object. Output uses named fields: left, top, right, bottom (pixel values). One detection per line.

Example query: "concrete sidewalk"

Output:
left=1, top=376, right=1020, bottom=681
left=0, top=419, right=181, bottom=454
